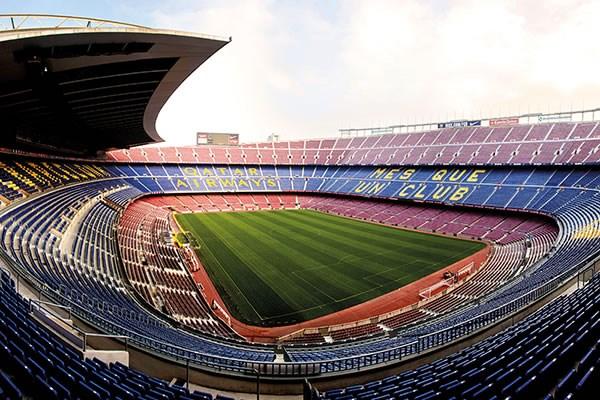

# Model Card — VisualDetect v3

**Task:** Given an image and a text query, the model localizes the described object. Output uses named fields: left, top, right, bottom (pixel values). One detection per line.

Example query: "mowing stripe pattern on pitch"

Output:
left=175, top=210, right=485, bottom=327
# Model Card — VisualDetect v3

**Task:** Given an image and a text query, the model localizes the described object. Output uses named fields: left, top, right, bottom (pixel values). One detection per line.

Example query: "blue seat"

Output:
left=460, top=383, right=483, bottom=398
left=27, top=357, right=46, bottom=379
left=356, top=391, right=377, bottom=400
left=78, top=381, right=103, bottom=400
left=554, top=368, right=577, bottom=399
left=439, top=379, right=462, bottom=395
left=371, top=394, right=392, bottom=400
left=33, top=374, right=59, bottom=399
left=578, top=347, right=597, bottom=371
left=414, top=390, right=439, bottom=400
left=118, top=383, right=143, bottom=399
left=49, top=376, right=71, bottom=400
left=469, top=383, right=493, bottom=399
left=0, top=370, right=22, bottom=399
left=148, top=387, right=174, bottom=399
left=11, top=357, right=33, bottom=385
left=89, top=380, right=111, bottom=399
left=189, top=391, right=213, bottom=400
left=392, top=387, right=415, bottom=397
left=575, top=366, right=596, bottom=397
left=500, top=376, right=523, bottom=395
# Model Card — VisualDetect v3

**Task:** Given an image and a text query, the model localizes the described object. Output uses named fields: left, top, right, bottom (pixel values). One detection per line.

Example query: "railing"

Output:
left=29, top=298, right=72, bottom=321
left=339, top=107, right=600, bottom=137
left=0, top=14, right=147, bottom=31
left=28, top=297, right=129, bottom=353
left=0, top=14, right=230, bottom=42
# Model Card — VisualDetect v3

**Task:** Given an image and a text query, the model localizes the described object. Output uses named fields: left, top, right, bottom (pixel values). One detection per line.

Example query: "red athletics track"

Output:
left=188, top=239, right=490, bottom=343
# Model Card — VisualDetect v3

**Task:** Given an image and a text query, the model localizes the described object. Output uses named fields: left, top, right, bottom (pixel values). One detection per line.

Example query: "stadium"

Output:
left=0, top=10, right=599, bottom=400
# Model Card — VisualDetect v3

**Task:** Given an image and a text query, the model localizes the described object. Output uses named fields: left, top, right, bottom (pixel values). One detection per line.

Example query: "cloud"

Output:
left=151, top=0, right=600, bottom=144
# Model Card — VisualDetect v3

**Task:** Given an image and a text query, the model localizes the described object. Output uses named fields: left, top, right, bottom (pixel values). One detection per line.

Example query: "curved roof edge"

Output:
left=0, top=15, right=230, bottom=153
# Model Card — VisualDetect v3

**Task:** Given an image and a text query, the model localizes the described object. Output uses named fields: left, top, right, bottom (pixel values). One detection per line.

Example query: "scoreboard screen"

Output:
left=196, top=132, right=239, bottom=146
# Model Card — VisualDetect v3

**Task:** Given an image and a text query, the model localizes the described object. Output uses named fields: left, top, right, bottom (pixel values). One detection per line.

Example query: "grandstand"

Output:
left=0, top=12, right=598, bottom=400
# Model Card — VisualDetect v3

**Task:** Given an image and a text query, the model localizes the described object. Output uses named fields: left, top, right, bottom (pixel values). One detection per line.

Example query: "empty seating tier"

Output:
left=0, top=149, right=598, bottom=378
left=107, top=121, right=600, bottom=166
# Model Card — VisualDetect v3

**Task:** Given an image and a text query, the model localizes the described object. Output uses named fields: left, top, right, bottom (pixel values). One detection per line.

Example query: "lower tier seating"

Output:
left=119, top=200, right=238, bottom=339
left=132, top=193, right=556, bottom=344
left=0, top=268, right=232, bottom=400
left=0, top=181, right=275, bottom=368
left=0, top=162, right=598, bottom=373
left=318, top=274, right=600, bottom=400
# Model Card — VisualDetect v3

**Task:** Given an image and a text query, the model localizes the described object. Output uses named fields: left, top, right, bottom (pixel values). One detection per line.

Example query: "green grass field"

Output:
left=175, top=210, right=485, bottom=327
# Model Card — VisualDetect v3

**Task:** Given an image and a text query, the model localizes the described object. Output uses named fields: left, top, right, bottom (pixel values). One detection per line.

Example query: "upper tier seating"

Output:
left=107, top=121, right=600, bottom=166
left=0, top=160, right=109, bottom=208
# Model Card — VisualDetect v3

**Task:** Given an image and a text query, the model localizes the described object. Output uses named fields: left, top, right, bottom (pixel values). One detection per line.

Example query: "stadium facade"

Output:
left=0, top=15, right=598, bottom=399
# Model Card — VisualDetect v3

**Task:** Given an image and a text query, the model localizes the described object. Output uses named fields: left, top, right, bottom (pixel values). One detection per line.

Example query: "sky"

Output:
left=4, top=1, right=600, bottom=144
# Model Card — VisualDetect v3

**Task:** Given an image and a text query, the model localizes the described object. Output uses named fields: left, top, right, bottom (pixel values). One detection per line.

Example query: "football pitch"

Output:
left=175, top=209, right=485, bottom=327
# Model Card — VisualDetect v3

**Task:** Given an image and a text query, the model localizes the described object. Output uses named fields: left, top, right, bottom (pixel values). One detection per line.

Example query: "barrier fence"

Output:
left=339, top=107, right=600, bottom=138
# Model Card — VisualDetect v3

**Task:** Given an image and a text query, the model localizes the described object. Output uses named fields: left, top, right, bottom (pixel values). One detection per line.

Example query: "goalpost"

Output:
left=419, top=279, right=453, bottom=300
left=212, top=300, right=231, bottom=326
left=419, top=262, right=475, bottom=300
left=458, top=262, right=474, bottom=277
